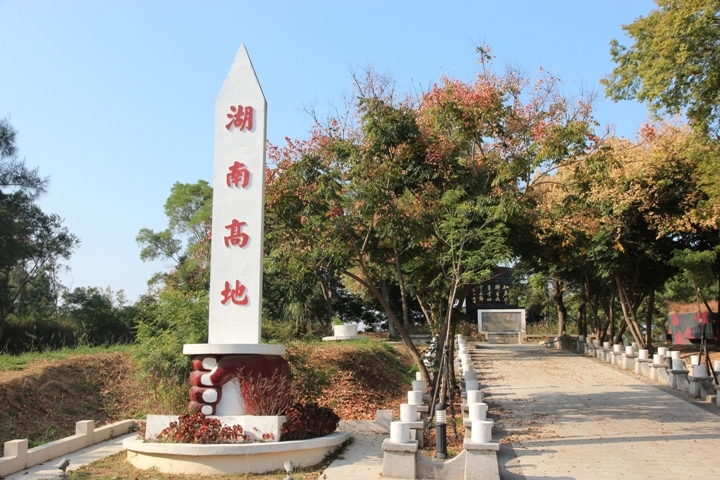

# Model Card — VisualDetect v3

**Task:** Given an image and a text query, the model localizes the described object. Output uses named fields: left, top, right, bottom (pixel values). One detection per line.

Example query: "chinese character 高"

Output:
left=224, top=219, right=249, bottom=248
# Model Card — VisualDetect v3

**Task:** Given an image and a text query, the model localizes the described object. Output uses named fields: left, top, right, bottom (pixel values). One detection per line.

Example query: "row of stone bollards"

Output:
left=381, top=335, right=500, bottom=480
left=569, top=337, right=720, bottom=406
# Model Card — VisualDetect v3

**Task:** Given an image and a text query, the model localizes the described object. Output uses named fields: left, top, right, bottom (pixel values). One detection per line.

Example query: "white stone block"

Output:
left=408, top=391, right=424, bottom=406
left=390, top=421, right=410, bottom=443
left=412, top=380, right=425, bottom=392
left=468, top=402, right=488, bottom=421
left=672, top=359, right=685, bottom=370
left=638, top=349, right=649, bottom=360
left=613, top=344, right=622, bottom=354
left=467, top=390, right=484, bottom=404
left=625, top=346, right=634, bottom=355
left=691, top=355, right=700, bottom=365
left=465, top=379, right=479, bottom=391
left=471, top=420, right=493, bottom=443
left=400, top=404, right=418, bottom=422
left=670, top=350, right=681, bottom=360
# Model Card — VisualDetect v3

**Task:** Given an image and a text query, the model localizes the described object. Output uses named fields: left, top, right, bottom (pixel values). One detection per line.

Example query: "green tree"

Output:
left=136, top=180, right=212, bottom=292
left=266, top=54, right=597, bottom=385
left=61, top=286, right=135, bottom=345
left=0, top=118, right=79, bottom=342
left=603, top=0, right=720, bottom=137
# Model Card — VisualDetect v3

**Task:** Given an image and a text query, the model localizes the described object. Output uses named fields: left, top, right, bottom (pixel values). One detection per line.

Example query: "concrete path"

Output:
left=476, top=344, right=720, bottom=480
left=3, top=433, right=135, bottom=480
left=319, top=432, right=384, bottom=480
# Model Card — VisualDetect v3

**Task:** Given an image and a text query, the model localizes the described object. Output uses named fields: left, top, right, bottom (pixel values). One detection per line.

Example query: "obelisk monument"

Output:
left=184, top=44, right=286, bottom=416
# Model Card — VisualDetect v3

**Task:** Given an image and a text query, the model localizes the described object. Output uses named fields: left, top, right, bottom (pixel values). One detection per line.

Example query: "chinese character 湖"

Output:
left=226, top=105, right=254, bottom=131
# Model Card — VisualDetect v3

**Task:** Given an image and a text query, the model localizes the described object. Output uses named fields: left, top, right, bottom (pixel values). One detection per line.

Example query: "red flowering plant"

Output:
left=154, top=412, right=250, bottom=444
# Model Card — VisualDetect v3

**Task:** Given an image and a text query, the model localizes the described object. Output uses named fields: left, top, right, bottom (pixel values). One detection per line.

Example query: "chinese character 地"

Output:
left=224, top=219, right=249, bottom=248
left=226, top=161, right=250, bottom=188
left=221, top=280, right=248, bottom=306
left=226, top=105, right=254, bottom=131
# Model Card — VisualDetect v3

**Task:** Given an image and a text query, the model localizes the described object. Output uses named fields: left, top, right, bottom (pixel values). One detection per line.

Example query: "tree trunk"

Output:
left=578, top=293, right=587, bottom=337
left=613, top=321, right=627, bottom=345
left=645, top=289, right=655, bottom=351
left=553, top=278, right=567, bottom=336
left=394, top=247, right=411, bottom=330
left=381, top=280, right=399, bottom=340
left=345, top=268, right=432, bottom=387
left=614, top=271, right=646, bottom=350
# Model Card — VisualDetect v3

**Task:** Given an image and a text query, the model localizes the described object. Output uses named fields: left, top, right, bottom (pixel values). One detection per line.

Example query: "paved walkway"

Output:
left=320, top=432, right=384, bottom=480
left=477, top=344, right=720, bottom=480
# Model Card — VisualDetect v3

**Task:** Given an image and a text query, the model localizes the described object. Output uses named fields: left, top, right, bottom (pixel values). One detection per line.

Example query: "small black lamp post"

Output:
left=435, top=401, right=447, bottom=459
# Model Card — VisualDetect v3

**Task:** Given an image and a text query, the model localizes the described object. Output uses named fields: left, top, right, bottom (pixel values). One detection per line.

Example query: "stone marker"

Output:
left=182, top=44, right=286, bottom=416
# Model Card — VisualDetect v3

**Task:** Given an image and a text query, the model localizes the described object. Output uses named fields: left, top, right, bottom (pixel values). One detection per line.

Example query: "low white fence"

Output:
left=0, top=419, right=137, bottom=477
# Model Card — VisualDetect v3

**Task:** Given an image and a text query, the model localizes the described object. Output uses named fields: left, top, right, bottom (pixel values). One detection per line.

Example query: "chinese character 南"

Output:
left=226, top=161, right=250, bottom=188
left=224, top=219, right=249, bottom=248
left=221, top=280, right=248, bottom=305
left=226, top=105, right=254, bottom=131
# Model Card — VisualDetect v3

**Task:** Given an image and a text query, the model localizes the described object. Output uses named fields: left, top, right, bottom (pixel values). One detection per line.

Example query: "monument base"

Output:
left=183, top=343, right=286, bottom=356
left=124, top=432, right=349, bottom=475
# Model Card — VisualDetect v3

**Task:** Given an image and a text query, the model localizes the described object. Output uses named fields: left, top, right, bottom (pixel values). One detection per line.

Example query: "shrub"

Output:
left=155, top=412, right=250, bottom=444
left=281, top=403, right=340, bottom=441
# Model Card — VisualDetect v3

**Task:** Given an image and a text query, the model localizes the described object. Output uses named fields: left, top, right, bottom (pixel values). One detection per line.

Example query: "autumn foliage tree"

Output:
left=265, top=51, right=601, bottom=383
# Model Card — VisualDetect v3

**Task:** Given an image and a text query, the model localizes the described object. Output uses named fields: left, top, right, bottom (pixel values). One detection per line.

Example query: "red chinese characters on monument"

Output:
left=226, top=105, right=254, bottom=131
left=224, top=219, right=249, bottom=248
left=220, top=105, right=256, bottom=306
left=226, top=161, right=250, bottom=189
left=221, top=280, right=248, bottom=306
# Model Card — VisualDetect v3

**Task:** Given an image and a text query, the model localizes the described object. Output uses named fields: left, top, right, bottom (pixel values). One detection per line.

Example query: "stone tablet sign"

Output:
left=478, top=310, right=524, bottom=333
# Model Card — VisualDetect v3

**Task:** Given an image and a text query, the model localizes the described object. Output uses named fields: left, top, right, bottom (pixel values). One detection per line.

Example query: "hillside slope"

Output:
left=0, top=340, right=413, bottom=455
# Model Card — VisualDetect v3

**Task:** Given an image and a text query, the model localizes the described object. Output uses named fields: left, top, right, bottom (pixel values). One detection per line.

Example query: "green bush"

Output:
left=133, top=290, right=209, bottom=413
left=1, top=313, right=75, bottom=353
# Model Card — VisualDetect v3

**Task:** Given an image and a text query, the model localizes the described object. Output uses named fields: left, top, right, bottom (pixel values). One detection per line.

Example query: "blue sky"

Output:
left=0, top=0, right=657, bottom=302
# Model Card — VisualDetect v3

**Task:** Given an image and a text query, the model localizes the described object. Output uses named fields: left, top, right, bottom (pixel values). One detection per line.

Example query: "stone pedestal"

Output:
left=382, top=439, right=418, bottom=479
left=622, top=354, right=636, bottom=371
left=612, top=352, right=623, bottom=366
left=689, top=376, right=715, bottom=400
left=668, top=369, right=690, bottom=392
left=650, top=363, right=669, bottom=383
left=636, top=358, right=651, bottom=377
left=463, top=440, right=500, bottom=480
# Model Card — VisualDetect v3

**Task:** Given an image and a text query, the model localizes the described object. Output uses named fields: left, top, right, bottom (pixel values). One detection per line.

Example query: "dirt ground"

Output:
left=0, top=343, right=418, bottom=457
left=0, top=351, right=150, bottom=455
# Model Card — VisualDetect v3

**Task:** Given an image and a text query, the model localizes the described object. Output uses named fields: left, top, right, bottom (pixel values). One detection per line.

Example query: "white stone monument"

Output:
left=183, top=44, right=285, bottom=416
